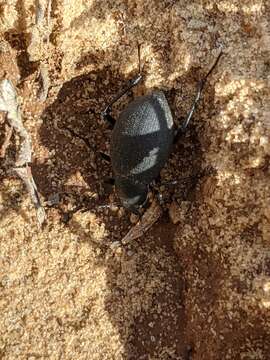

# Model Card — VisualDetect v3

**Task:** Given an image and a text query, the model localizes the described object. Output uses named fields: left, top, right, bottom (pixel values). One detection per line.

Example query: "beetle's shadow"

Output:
left=36, top=63, right=216, bottom=358
left=35, top=67, right=136, bottom=241
left=36, top=66, right=121, bottom=197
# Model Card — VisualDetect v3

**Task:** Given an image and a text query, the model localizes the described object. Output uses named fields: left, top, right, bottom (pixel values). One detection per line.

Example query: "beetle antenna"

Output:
left=200, top=49, right=223, bottom=90
left=174, top=49, right=223, bottom=140
left=138, top=42, right=142, bottom=75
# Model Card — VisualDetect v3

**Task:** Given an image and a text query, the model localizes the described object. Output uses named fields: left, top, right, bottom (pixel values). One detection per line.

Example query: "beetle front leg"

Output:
left=101, top=106, right=116, bottom=128
left=101, top=74, right=143, bottom=128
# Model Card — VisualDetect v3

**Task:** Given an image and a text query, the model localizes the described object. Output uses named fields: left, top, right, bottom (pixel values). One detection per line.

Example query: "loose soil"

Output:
left=0, top=1, right=270, bottom=359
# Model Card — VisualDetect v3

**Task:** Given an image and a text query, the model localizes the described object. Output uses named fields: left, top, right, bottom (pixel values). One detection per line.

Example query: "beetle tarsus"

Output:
left=101, top=109, right=116, bottom=127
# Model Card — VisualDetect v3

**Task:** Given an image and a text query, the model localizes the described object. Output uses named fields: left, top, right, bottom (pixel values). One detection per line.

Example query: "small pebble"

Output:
left=168, top=201, right=182, bottom=224
left=118, top=208, right=125, bottom=218
left=110, top=241, right=121, bottom=250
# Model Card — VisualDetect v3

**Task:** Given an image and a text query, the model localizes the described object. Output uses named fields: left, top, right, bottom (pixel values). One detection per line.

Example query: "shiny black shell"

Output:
left=111, top=91, right=174, bottom=187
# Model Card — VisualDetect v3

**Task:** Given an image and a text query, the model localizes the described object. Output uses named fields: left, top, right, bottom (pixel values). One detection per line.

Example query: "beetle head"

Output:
left=115, top=178, right=148, bottom=215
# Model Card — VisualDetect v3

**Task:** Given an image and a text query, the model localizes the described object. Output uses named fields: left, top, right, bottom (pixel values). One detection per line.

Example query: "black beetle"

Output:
left=101, top=48, right=222, bottom=214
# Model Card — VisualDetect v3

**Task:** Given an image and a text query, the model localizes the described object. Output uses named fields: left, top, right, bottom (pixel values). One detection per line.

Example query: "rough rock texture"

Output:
left=0, top=0, right=270, bottom=359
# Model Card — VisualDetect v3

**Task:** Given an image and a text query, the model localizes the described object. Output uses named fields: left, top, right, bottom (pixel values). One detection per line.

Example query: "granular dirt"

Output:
left=0, top=1, right=270, bottom=359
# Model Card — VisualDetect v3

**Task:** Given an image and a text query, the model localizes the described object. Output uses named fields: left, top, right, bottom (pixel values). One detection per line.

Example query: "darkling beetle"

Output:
left=101, top=47, right=223, bottom=214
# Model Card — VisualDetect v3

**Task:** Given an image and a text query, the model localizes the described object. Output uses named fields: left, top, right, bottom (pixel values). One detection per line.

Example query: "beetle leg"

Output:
left=105, top=74, right=142, bottom=111
left=99, top=151, right=111, bottom=163
left=174, top=50, right=223, bottom=142
left=101, top=74, right=143, bottom=127
left=100, top=105, right=116, bottom=127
